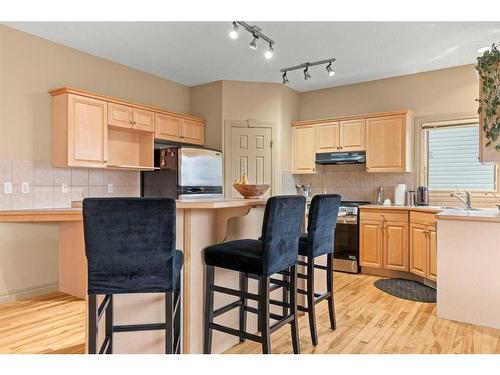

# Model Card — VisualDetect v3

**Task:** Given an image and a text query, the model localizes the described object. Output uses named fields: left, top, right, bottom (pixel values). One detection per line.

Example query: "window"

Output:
left=422, top=120, right=496, bottom=191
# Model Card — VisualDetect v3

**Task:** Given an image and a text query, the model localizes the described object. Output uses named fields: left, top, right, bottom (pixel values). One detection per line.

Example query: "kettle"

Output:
left=295, top=184, right=312, bottom=198
left=416, top=186, right=429, bottom=206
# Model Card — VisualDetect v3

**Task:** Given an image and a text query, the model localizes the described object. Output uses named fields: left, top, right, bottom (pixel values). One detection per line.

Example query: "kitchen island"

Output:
left=436, top=209, right=500, bottom=329
left=0, top=198, right=268, bottom=354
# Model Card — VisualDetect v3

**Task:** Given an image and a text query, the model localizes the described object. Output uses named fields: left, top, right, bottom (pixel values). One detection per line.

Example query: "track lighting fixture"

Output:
left=326, top=62, right=335, bottom=77
left=249, top=34, right=259, bottom=50
left=303, top=66, right=311, bottom=80
left=264, top=43, right=274, bottom=59
left=280, top=58, right=336, bottom=84
left=228, top=21, right=275, bottom=58
left=229, top=22, right=239, bottom=40
left=282, top=72, right=289, bottom=84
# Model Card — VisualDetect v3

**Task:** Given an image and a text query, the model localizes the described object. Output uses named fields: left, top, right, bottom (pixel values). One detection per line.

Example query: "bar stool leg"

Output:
left=165, top=292, right=174, bottom=354
left=289, top=266, right=301, bottom=354
left=326, top=253, right=337, bottom=330
left=239, top=272, right=248, bottom=343
left=105, top=295, right=113, bottom=354
left=203, top=265, right=215, bottom=354
left=88, top=294, right=98, bottom=354
left=259, top=276, right=271, bottom=354
left=282, top=270, right=289, bottom=317
left=174, top=288, right=181, bottom=353
left=306, top=257, right=318, bottom=346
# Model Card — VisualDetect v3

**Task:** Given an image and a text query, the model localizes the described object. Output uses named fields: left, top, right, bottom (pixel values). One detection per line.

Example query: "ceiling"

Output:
left=4, top=22, right=500, bottom=92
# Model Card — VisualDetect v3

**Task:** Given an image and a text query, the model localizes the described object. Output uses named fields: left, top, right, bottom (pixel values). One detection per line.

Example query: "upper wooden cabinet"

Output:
left=292, top=124, right=316, bottom=174
left=366, top=112, right=413, bottom=173
left=52, top=93, right=108, bottom=168
left=340, top=119, right=365, bottom=151
left=315, top=122, right=339, bottom=153
left=49, top=87, right=205, bottom=170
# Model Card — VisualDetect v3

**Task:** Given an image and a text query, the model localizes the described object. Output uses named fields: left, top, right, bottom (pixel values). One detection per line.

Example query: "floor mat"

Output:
left=373, top=278, right=436, bottom=303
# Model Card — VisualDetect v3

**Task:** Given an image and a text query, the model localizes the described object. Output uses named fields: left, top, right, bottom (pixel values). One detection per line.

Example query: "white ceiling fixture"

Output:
left=228, top=21, right=275, bottom=60
left=3, top=22, right=500, bottom=92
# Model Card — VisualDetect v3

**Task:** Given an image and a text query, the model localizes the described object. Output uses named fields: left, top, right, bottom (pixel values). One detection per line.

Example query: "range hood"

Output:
left=315, top=151, right=366, bottom=165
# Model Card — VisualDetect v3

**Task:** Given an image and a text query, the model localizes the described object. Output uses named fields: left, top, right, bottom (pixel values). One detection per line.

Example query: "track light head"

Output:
left=326, top=62, right=335, bottom=77
left=229, top=22, right=239, bottom=40
left=282, top=72, right=289, bottom=85
left=303, top=66, right=311, bottom=80
left=264, top=43, right=274, bottom=59
left=249, top=34, right=259, bottom=50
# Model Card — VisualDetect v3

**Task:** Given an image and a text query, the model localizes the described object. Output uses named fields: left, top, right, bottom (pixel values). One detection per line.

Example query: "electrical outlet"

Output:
left=21, top=182, right=30, bottom=194
left=3, top=182, right=12, bottom=194
left=107, top=184, right=113, bottom=193
left=61, top=183, right=69, bottom=193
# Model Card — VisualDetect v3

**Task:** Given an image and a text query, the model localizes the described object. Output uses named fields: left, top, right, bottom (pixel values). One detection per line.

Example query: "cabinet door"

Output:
left=315, top=122, right=339, bottom=153
left=366, top=114, right=408, bottom=172
left=409, top=223, right=427, bottom=277
left=155, top=113, right=182, bottom=142
left=292, top=125, right=316, bottom=174
left=181, top=119, right=205, bottom=145
left=133, top=108, right=155, bottom=132
left=67, top=94, right=108, bottom=168
left=383, top=220, right=409, bottom=271
left=427, top=226, right=437, bottom=282
left=108, top=103, right=133, bottom=128
left=360, top=219, right=383, bottom=268
left=339, top=119, right=365, bottom=151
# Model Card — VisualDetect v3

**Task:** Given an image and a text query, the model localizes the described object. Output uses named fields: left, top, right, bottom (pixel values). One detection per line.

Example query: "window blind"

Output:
left=427, top=125, right=496, bottom=190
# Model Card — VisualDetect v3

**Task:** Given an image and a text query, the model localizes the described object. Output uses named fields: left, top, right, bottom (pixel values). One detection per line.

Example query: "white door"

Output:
left=230, top=126, right=273, bottom=198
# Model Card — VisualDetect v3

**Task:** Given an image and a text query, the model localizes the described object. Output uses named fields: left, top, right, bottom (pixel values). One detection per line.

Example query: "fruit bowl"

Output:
left=233, top=184, right=270, bottom=199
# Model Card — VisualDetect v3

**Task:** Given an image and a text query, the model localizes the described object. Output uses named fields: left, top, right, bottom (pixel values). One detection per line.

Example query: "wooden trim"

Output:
left=49, top=87, right=206, bottom=123
left=291, top=109, right=414, bottom=127
left=182, top=209, right=191, bottom=354
left=0, top=209, right=82, bottom=223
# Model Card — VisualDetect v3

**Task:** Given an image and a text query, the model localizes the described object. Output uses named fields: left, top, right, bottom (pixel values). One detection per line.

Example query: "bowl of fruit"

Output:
left=233, top=174, right=270, bottom=199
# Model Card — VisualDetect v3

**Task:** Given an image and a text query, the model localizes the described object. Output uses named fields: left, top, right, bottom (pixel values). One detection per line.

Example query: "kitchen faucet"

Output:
left=449, top=190, right=472, bottom=210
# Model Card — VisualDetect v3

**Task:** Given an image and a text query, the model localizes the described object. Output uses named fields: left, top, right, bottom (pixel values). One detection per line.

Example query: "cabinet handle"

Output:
left=339, top=146, right=343, bottom=150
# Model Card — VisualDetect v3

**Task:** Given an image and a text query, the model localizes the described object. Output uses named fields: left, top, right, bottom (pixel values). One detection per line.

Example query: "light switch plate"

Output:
left=107, top=184, right=113, bottom=193
left=3, top=182, right=12, bottom=194
left=21, top=182, right=30, bottom=194
left=61, top=183, right=69, bottom=193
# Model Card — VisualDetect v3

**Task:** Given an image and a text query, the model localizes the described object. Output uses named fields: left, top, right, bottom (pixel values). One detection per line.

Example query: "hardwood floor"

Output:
left=1, top=273, right=499, bottom=354
left=0, top=293, right=85, bottom=354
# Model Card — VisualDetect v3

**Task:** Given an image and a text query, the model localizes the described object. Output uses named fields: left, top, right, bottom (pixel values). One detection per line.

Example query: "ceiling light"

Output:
left=264, top=44, right=274, bottom=59
left=476, top=46, right=491, bottom=54
left=229, top=22, right=239, bottom=40
left=249, top=34, right=259, bottom=50
left=282, top=72, right=289, bottom=85
left=326, top=62, right=335, bottom=77
left=304, top=67, right=311, bottom=80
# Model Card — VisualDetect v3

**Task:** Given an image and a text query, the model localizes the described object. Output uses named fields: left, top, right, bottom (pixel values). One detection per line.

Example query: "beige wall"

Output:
left=191, top=81, right=223, bottom=150
left=299, top=64, right=478, bottom=120
left=0, top=25, right=192, bottom=301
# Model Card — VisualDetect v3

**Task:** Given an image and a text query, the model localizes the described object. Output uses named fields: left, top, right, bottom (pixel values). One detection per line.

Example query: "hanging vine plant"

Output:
left=476, top=43, right=500, bottom=151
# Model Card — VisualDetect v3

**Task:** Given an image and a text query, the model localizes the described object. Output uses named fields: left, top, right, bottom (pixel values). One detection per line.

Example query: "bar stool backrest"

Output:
left=82, top=198, right=176, bottom=294
left=260, top=195, right=306, bottom=276
left=306, top=194, right=341, bottom=257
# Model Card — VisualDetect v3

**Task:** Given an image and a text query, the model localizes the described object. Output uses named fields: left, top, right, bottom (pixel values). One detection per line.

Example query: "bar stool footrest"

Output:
left=113, top=323, right=166, bottom=333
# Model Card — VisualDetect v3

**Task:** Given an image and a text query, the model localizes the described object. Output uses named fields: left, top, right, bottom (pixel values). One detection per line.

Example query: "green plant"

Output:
left=476, top=43, right=500, bottom=151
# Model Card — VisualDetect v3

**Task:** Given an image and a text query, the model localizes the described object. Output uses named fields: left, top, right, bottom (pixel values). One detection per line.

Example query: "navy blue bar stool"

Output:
left=203, top=195, right=306, bottom=354
left=82, top=198, right=183, bottom=354
left=292, top=194, right=341, bottom=345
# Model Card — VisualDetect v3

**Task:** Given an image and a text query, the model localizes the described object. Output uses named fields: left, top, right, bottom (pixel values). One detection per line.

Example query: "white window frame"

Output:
left=416, top=114, right=500, bottom=205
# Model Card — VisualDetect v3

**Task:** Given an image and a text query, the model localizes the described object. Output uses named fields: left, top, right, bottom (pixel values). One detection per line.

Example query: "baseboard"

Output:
left=0, top=283, right=58, bottom=304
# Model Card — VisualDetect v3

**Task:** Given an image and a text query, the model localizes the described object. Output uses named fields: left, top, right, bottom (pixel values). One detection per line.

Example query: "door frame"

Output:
left=223, top=119, right=276, bottom=198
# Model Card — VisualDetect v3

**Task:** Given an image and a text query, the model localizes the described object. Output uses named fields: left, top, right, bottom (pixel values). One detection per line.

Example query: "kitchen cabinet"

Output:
left=315, top=122, right=339, bottom=153
left=292, top=124, right=316, bottom=174
left=181, top=119, right=205, bottom=145
left=339, top=119, right=366, bottom=151
left=52, top=93, right=108, bottom=168
left=108, top=103, right=155, bottom=132
left=360, top=210, right=408, bottom=271
left=366, top=113, right=413, bottom=172
left=155, top=114, right=205, bottom=145
left=409, top=223, right=427, bottom=277
left=427, top=227, right=437, bottom=281
left=409, top=211, right=437, bottom=281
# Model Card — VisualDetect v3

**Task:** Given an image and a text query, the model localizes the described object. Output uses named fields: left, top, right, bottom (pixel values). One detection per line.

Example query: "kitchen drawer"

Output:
left=360, top=209, right=408, bottom=223
left=410, top=211, right=437, bottom=226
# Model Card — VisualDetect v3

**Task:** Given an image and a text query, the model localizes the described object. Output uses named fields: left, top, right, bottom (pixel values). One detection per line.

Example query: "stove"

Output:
left=333, top=201, right=370, bottom=273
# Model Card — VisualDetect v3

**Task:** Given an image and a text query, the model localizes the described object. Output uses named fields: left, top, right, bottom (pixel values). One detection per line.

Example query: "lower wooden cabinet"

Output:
left=360, top=208, right=438, bottom=281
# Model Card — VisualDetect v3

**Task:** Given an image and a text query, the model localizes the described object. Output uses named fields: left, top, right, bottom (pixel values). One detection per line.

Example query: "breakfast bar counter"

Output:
left=0, top=198, right=268, bottom=353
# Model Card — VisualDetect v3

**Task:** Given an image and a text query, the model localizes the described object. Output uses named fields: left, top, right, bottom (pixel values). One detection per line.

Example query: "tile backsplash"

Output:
left=293, top=164, right=416, bottom=203
left=0, top=160, right=140, bottom=211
